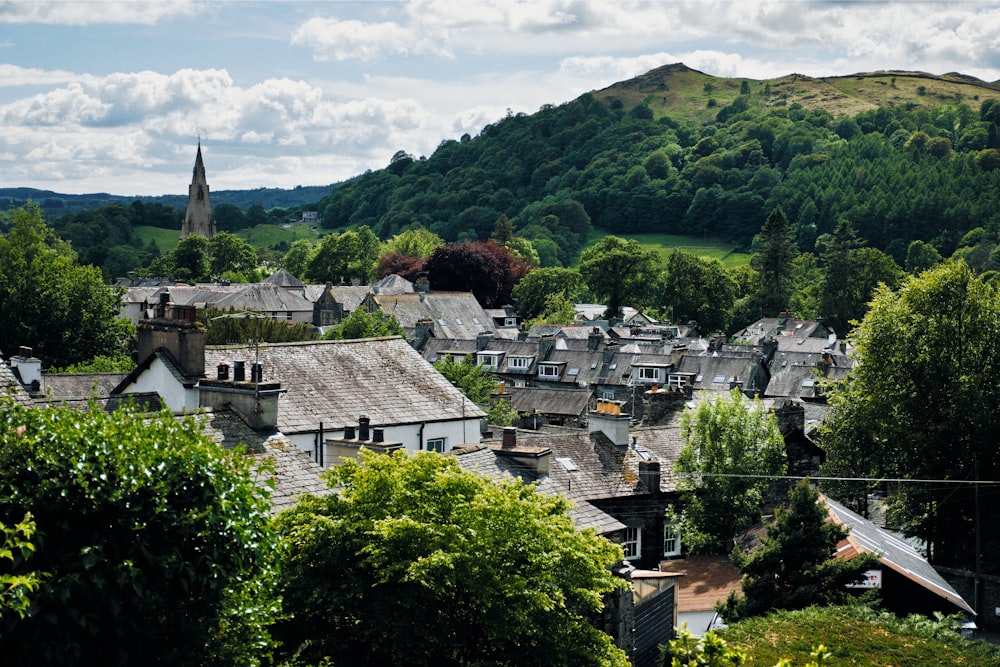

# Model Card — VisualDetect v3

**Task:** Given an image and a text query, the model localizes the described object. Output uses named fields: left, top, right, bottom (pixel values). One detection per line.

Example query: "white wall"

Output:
left=119, top=357, right=199, bottom=412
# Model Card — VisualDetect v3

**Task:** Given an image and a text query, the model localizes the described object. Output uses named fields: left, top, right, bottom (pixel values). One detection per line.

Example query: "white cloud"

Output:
left=291, top=16, right=451, bottom=61
left=0, top=64, right=87, bottom=87
left=0, top=0, right=202, bottom=25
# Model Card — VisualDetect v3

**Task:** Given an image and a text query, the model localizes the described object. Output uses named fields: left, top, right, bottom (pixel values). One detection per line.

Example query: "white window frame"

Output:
left=425, top=438, right=446, bottom=453
left=663, top=523, right=681, bottom=557
left=601, top=390, right=616, bottom=400
left=507, top=356, right=531, bottom=370
left=538, top=364, right=560, bottom=378
left=638, top=367, right=660, bottom=382
left=623, top=526, right=641, bottom=561
left=504, top=317, right=518, bottom=327
left=477, top=352, right=503, bottom=369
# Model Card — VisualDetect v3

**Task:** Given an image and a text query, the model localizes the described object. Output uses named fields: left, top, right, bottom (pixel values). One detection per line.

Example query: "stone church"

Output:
left=180, top=141, right=216, bottom=239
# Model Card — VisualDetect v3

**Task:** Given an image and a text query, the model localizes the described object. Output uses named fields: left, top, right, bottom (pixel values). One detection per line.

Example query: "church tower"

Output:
left=180, top=141, right=216, bottom=239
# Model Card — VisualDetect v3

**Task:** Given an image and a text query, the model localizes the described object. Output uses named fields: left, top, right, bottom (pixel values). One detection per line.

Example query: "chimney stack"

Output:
left=638, top=461, right=661, bottom=495
left=502, top=426, right=517, bottom=448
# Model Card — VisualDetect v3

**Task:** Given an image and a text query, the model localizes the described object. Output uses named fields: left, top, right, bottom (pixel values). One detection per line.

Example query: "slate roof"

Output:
left=263, top=269, right=305, bottom=288
left=452, top=444, right=626, bottom=535
left=822, top=494, right=975, bottom=615
left=734, top=317, right=836, bottom=342
left=0, top=361, right=33, bottom=406
left=202, top=337, right=485, bottom=434
left=677, top=352, right=760, bottom=393
left=371, top=274, right=415, bottom=295
left=195, top=409, right=332, bottom=515
left=506, top=387, right=593, bottom=417
left=368, top=292, right=493, bottom=340
left=301, top=284, right=372, bottom=314
left=764, top=362, right=850, bottom=399
left=38, top=373, right=128, bottom=402
left=212, top=283, right=314, bottom=314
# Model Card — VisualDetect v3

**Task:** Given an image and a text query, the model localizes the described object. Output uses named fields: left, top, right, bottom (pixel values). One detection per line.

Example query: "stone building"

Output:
left=180, top=141, right=216, bottom=239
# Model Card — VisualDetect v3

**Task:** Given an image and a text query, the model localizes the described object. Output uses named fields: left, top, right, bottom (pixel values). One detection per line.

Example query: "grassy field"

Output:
left=581, top=230, right=751, bottom=268
left=133, top=226, right=181, bottom=253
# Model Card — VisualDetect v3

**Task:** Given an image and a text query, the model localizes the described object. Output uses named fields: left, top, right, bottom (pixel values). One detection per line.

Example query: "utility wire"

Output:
left=682, top=472, right=1000, bottom=485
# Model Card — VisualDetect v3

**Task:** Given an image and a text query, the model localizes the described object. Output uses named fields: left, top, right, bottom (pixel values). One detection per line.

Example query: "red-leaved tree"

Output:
left=424, top=241, right=531, bottom=308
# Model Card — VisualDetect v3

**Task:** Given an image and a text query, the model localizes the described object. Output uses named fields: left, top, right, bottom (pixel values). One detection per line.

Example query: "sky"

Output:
left=2, top=1, right=1000, bottom=197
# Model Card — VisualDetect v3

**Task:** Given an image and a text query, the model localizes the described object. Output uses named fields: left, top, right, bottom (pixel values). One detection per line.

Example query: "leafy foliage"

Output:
left=658, top=249, right=736, bottom=332
left=0, top=513, right=43, bottom=623
left=0, top=399, right=278, bottom=666
left=434, top=353, right=498, bottom=404
left=719, top=480, right=878, bottom=621
left=424, top=240, right=530, bottom=308
left=662, top=625, right=832, bottom=667
left=273, top=450, right=628, bottom=667
left=512, top=266, right=585, bottom=322
left=201, top=307, right=318, bottom=345
left=321, top=308, right=404, bottom=340
left=0, top=205, right=134, bottom=367
left=819, top=260, right=1000, bottom=572
left=579, top=235, right=661, bottom=320
left=716, top=605, right=1000, bottom=666
left=676, top=390, right=788, bottom=554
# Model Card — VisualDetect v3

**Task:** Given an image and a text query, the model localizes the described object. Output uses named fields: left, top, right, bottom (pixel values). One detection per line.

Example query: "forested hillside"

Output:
left=315, top=63, right=1000, bottom=267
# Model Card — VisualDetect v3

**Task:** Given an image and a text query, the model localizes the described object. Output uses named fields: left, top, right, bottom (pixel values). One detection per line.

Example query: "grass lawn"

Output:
left=236, top=223, right=323, bottom=248
left=581, top=230, right=751, bottom=268
left=133, top=225, right=181, bottom=253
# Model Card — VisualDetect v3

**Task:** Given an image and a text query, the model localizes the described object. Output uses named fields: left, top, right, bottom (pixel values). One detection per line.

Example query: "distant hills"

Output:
left=0, top=184, right=336, bottom=217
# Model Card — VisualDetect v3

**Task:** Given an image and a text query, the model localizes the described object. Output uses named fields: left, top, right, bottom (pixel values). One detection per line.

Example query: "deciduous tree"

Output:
left=579, top=236, right=660, bottom=320
left=322, top=308, right=404, bottom=341
left=676, top=390, right=787, bottom=554
left=819, top=260, right=1000, bottom=572
left=512, top=267, right=584, bottom=322
left=0, top=400, right=277, bottom=666
left=425, top=241, right=530, bottom=308
left=274, top=450, right=628, bottom=667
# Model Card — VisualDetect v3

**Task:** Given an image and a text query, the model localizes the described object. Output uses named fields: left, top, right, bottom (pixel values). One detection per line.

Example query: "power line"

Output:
left=683, top=472, right=1000, bottom=486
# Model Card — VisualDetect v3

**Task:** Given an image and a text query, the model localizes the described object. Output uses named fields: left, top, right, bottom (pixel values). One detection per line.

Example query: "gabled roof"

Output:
left=734, top=317, right=836, bottom=342
left=38, top=373, right=127, bottom=402
left=113, top=347, right=202, bottom=396
left=453, top=444, right=625, bottom=535
left=263, top=269, right=305, bottom=288
left=212, top=283, right=314, bottom=313
left=300, top=284, right=372, bottom=313
left=369, top=291, right=493, bottom=340
left=677, top=353, right=760, bottom=393
left=203, top=337, right=485, bottom=434
left=764, top=361, right=850, bottom=399
left=821, top=494, right=975, bottom=615
left=371, top=274, right=414, bottom=295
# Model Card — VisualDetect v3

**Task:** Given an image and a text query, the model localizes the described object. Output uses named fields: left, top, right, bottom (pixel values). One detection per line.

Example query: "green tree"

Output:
left=0, top=205, right=133, bottom=367
left=0, top=513, right=43, bottom=624
left=322, top=308, right=404, bottom=340
left=381, top=226, right=444, bottom=259
left=307, top=227, right=381, bottom=285
left=0, top=399, right=277, bottom=666
left=819, top=260, right=1000, bottom=572
left=172, top=233, right=210, bottom=281
left=209, top=230, right=258, bottom=279
left=274, top=450, right=628, bottom=667
left=658, top=249, right=736, bottom=333
left=282, top=238, right=314, bottom=279
left=750, top=207, right=798, bottom=315
left=662, top=626, right=832, bottom=667
left=527, top=292, right=578, bottom=327
left=719, top=479, right=878, bottom=622
left=434, top=353, right=498, bottom=403
left=676, top=390, right=787, bottom=554
left=905, top=239, right=943, bottom=274
left=512, top=267, right=585, bottom=322
left=579, top=236, right=660, bottom=320
left=212, top=203, right=246, bottom=232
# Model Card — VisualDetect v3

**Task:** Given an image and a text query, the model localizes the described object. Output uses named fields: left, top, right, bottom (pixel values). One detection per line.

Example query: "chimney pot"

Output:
left=233, top=360, right=246, bottom=382
left=372, top=428, right=384, bottom=443
left=17, top=346, right=32, bottom=358
left=344, top=425, right=356, bottom=439
left=251, top=362, right=263, bottom=383
left=217, top=362, right=230, bottom=380
left=358, top=414, right=370, bottom=441
left=502, top=426, right=517, bottom=448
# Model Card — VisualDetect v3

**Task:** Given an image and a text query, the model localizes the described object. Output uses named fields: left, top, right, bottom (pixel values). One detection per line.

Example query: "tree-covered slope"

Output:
left=316, top=63, right=1000, bottom=267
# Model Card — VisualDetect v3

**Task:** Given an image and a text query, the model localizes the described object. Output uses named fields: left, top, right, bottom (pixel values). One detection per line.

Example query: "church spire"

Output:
left=180, top=140, right=215, bottom=239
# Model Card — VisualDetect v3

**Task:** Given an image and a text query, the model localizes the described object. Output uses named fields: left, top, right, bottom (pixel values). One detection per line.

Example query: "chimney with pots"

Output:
left=137, top=290, right=206, bottom=380
left=491, top=427, right=551, bottom=476
left=589, top=399, right=631, bottom=450
left=10, top=346, right=42, bottom=394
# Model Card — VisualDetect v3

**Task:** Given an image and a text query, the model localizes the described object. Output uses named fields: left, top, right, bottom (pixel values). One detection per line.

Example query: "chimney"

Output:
left=588, top=326, right=603, bottom=351
left=773, top=399, right=806, bottom=436
left=344, top=425, right=356, bottom=439
left=638, top=461, right=661, bottom=495
left=233, top=360, right=246, bottom=382
left=358, top=414, right=371, bottom=441
left=156, top=291, right=170, bottom=318
left=372, top=428, right=385, bottom=443
left=10, top=347, right=42, bottom=391
left=589, top=400, right=631, bottom=449
left=415, top=275, right=430, bottom=293
left=502, top=426, right=517, bottom=448
left=217, top=362, right=230, bottom=380
left=603, top=339, right=618, bottom=363
left=251, top=362, right=264, bottom=383
left=477, top=330, right=494, bottom=352
left=198, top=377, right=283, bottom=432
left=136, top=293, right=205, bottom=380
left=538, top=334, right=556, bottom=361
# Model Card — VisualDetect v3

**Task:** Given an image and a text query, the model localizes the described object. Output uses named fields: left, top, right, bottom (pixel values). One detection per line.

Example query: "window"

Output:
left=663, top=524, right=681, bottom=557
left=623, top=526, right=641, bottom=561
left=504, top=317, right=517, bottom=327
left=426, top=438, right=445, bottom=453
left=538, top=364, right=560, bottom=378
left=638, top=367, right=660, bottom=381
left=601, top=390, right=615, bottom=400
left=507, top=356, right=531, bottom=370
left=285, top=311, right=293, bottom=320
left=477, top=352, right=502, bottom=369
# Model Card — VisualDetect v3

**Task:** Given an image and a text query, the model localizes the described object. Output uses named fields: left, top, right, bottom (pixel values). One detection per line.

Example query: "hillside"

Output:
left=594, top=62, right=1000, bottom=124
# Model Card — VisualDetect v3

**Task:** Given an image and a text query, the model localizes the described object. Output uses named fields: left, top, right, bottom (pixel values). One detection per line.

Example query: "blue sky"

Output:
left=3, top=0, right=1000, bottom=196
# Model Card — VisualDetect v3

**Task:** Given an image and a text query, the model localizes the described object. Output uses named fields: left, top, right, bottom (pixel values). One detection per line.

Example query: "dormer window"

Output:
left=504, top=317, right=517, bottom=327
left=507, top=356, right=532, bottom=370
left=477, top=351, right=504, bottom=369
left=638, top=367, right=661, bottom=382
left=538, top=364, right=561, bottom=378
